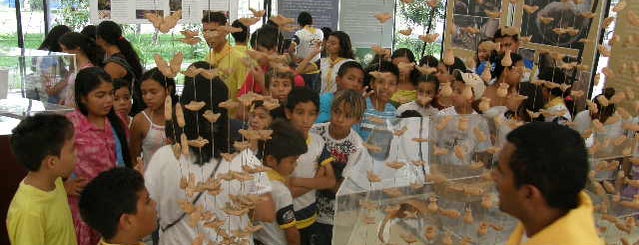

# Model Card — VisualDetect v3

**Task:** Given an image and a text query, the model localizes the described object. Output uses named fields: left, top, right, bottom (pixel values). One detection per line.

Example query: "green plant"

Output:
left=53, top=0, right=89, bottom=30
left=394, top=0, right=446, bottom=58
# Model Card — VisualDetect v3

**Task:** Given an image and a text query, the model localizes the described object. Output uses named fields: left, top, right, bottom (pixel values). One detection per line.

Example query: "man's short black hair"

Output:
left=297, top=12, right=313, bottom=26
left=337, top=61, right=363, bottom=77
left=506, top=122, right=588, bottom=211
left=10, top=113, right=74, bottom=171
left=231, top=19, right=249, bottom=44
left=250, top=26, right=282, bottom=51
left=260, top=119, right=307, bottom=161
left=79, top=167, right=146, bottom=240
left=202, top=11, right=227, bottom=25
left=286, top=86, right=320, bottom=112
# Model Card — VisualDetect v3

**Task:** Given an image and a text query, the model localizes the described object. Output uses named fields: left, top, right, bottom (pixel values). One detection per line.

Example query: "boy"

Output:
left=396, top=75, right=440, bottom=117
left=79, top=167, right=157, bottom=245
left=7, top=113, right=77, bottom=245
left=266, top=69, right=296, bottom=104
left=285, top=87, right=336, bottom=244
left=356, top=61, right=399, bottom=141
left=317, top=61, right=365, bottom=123
left=239, top=26, right=305, bottom=97
left=203, top=11, right=249, bottom=100
left=255, top=120, right=309, bottom=245
left=311, top=89, right=366, bottom=244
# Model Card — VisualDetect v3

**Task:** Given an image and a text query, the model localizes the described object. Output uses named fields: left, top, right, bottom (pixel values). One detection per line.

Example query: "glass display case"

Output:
left=0, top=47, right=76, bottom=104
left=335, top=115, right=639, bottom=245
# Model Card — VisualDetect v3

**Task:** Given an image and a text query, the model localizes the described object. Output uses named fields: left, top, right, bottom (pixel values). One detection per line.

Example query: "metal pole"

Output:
left=43, top=0, right=50, bottom=34
left=586, top=0, right=607, bottom=99
left=14, top=0, right=24, bottom=49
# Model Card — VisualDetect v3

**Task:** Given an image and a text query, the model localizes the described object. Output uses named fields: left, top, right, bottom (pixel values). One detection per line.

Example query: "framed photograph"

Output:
left=452, top=15, right=500, bottom=51
left=520, top=0, right=595, bottom=49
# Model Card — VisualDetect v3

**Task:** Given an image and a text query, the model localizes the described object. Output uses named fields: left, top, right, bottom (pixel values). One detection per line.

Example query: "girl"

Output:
left=299, top=31, right=355, bottom=94
left=59, top=32, right=105, bottom=107
left=65, top=67, right=130, bottom=245
left=144, top=61, right=275, bottom=245
left=390, top=48, right=420, bottom=105
left=113, top=79, right=132, bottom=127
left=96, top=20, right=145, bottom=115
left=396, top=75, right=440, bottom=117
left=129, top=68, right=176, bottom=168
left=34, top=25, right=71, bottom=103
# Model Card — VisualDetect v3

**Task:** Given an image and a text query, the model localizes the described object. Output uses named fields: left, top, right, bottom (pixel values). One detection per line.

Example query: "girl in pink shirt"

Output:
left=65, top=67, right=130, bottom=245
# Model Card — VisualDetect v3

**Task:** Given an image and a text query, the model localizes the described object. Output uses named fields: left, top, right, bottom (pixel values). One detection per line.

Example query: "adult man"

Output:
left=203, top=11, right=249, bottom=101
left=493, top=122, right=603, bottom=245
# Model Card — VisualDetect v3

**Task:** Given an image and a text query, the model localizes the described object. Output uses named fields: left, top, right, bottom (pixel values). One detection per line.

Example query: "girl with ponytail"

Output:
left=65, top=67, right=131, bottom=245
left=59, top=32, right=105, bottom=107
left=96, top=20, right=145, bottom=115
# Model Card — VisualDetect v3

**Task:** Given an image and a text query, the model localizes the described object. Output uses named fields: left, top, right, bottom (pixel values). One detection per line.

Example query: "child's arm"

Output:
left=128, top=114, right=145, bottom=162
left=289, top=160, right=337, bottom=190
left=251, top=193, right=276, bottom=222
left=284, top=226, right=301, bottom=245
left=295, top=48, right=321, bottom=74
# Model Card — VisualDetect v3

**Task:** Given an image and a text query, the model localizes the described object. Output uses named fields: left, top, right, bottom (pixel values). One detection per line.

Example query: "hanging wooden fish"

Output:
left=145, top=10, right=182, bottom=33
left=218, top=99, right=240, bottom=110
left=539, top=16, right=555, bottom=24
left=188, top=137, right=209, bottom=148
left=497, top=83, right=509, bottom=97
left=481, top=63, right=492, bottom=82
left=179, top=37, right=201, bottom=46
left=164, top=96, right=173, bottom=121
left=523, top=4, right=539, bottom=14
left=628, top=11, right=639, bottom=26
left=374, top=13, right=392, bottom=23
left=154, top=52, right=183, bottom=78
left=427, top=0, right=439, bottom=8
left=416, top=65, right=437, bottom=75
left=612, top=0, right=627, bottom=12
left=385, top=161, right=406, bottom=169
left=367, top=171, right=382, bottom=183
left=598, top=44, right=611, bottom=57
left=580, top=12, right=596, bottom=18
left=397, top=62, right=415, bottom=74
left=462, top=26, right=481, bottom=35
left=180, top=133, right=189, bottom=156
left=419, top=33, right=440, bottom=43
left=363, top=142, right=382, bottom=153
left=501, top=50, right=513, bottom=66
left=202, top=110, right=221, bottom=123
left=270, top=15, right=295, bottom=26
left=602, top=67, right=615, bottom=79
left=184, top=101, right=206, bottom=111
left=484, top=10, right=501, bottom=19
left=602, top=17, right=615, bottom=29
left=371, top=45, right=390, bottom=56
left=440, top=82, right=453, bottom=97
left=553, top=28, right=568, bottom=35
left=238, top=17, right=261, bottom=27
left=175, top=103, right=185, bottom=128
left=398, top=28, right=412, bottom=36
left=249, top=8, right=266, bottom=17
left=520, top=35, right=532, bottom=43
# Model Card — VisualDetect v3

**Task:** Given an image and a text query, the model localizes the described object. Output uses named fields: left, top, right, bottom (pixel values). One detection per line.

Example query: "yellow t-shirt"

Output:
left=7, top=177, right=77, bottom=245
left=206, top=44, right=249, bottom=100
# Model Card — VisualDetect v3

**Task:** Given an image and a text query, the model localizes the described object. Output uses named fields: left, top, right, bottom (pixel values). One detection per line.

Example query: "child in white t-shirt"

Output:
left=254, top=120, right=309, bottom=245
left=285, top=87, right=336, bottom=244
left=310, top=90, right=365, bottom=244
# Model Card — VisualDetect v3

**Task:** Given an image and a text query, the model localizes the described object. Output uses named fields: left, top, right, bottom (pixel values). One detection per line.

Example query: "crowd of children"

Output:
left=5, top=8, right=637, bottom=245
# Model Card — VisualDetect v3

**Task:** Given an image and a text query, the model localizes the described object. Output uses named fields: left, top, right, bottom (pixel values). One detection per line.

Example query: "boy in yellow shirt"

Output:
left=79, top=167, right=157, bottom=245
left=6, top=113, right=78, bottom=245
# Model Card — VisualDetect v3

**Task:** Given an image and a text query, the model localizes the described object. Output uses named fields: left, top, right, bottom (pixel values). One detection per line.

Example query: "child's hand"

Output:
left=64, top=178, right=89, bottom=196
left=134, top=157, right=145, bottom=174
left=288, top=177, right=299, bottom=187
left=362, top=86, right=375, bottom=98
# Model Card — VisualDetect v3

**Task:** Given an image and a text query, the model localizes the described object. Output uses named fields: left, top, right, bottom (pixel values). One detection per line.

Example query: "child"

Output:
left=266, top=69, right=296, bottom=104
left=113, top=79, right=132, bottom=127
left=390, top=48, right=420, bottom=105
left=129, top=68, right=176, bottom=168
left=7, top=113, right=77, bottom=245
left=317, top=61, right=365, bottom=123
left=145, top=60, right=275, bottom=244
left=254, top=120, right=308, bottom=245
left=67, top=67, right=131, bottom=245
left=249, top=101, right=275, bottom=131
left=432, top=70, right=492, bottom=167
left=297, top=31, right=355, bottom=94
left=285, top=87, right=336, bottom=244
left=240, top=26, right=305, bottom=97
left=396, top=75, right=440, bottom=117
left=538, top=67, right=572, bottom=124
left=79, top=167, right=157, bottom=245
left=310, top=89, right=366, bottom=244
left=356, top=61, right=399, bottom=141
